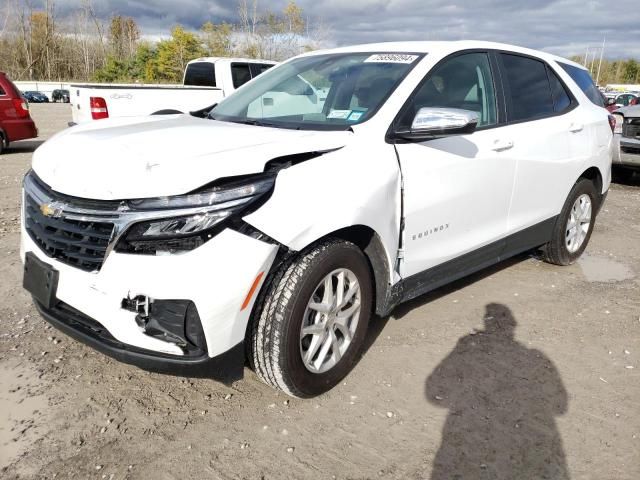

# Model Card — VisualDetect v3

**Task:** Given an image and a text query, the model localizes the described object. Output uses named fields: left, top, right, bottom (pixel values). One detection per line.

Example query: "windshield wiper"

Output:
left=228, top=119, right=278, bottom=128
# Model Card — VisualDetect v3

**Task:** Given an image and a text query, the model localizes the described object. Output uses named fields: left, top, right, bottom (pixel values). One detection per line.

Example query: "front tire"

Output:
left=543, top=178, right=598, bottom=265
left=248, top=239, right=373, bottom=398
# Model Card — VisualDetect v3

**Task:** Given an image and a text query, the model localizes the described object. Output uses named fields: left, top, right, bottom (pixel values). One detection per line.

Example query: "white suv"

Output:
left=21, top=41, right=614, bottom=397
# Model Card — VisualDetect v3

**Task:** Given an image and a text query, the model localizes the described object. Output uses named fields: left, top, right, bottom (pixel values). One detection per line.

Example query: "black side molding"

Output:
left=380, top=216, right=557, bottom=315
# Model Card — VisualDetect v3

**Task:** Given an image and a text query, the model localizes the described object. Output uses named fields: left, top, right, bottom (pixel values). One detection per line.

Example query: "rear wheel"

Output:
left=542, top=178, right=597, bottom=265
left=0, top=133, right=5, bottom=155
left=248, top=239, right=373, bottom=398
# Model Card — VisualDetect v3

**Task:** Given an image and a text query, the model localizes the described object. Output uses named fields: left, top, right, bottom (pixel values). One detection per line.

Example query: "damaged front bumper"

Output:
left=34, top=299, right=246, bottom=381
left=21, top=225, right=279, bottom=373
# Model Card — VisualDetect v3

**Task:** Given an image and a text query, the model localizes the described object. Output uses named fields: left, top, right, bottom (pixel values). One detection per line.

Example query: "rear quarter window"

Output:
left=558, top=62, right=604, bottom=107
left=231, top=63, right=252, bottom=88
left=184, top=62, right=216, bottom=87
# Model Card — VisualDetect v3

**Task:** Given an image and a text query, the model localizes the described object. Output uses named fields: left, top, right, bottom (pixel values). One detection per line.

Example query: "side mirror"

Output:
left=394, top=107, right=479, bottom=141
left=606, top=97, right=617, bottom=106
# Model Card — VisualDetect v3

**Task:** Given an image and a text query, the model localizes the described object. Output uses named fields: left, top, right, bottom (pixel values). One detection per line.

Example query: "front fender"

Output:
left=245, top=142, right=402, bottom=284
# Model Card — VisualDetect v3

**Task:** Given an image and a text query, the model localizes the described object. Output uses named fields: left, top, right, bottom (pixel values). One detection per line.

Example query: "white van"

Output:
left=22, top=41, right=613, bottom=397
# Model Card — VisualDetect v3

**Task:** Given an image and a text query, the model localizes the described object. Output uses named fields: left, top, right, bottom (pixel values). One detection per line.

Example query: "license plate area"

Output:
left=23, top=252, right=59, bottom=309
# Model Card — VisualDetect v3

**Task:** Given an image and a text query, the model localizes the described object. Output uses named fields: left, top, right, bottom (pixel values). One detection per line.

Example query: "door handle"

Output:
left=569, top=123, right=584, bottom=133
left=492, top=139, right=514, bottom=152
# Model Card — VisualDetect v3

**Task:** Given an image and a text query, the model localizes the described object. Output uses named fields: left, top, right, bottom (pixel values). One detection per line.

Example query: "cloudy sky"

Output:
left=52, top=0, right=640, bottom=58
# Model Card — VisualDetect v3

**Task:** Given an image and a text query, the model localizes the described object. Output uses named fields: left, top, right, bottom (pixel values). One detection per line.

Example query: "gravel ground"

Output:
left=1, top=104, right=639, bottom=479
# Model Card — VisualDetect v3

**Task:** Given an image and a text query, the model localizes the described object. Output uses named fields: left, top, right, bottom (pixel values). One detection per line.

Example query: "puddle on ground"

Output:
left=578, top=254, right=635, bottom=283
left=0, top=360, right=47, bottom=470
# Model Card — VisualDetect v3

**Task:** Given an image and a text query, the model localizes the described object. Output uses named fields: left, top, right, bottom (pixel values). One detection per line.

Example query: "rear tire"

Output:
left=248, top=239, right=373, bottom=398
left=542, top=178, right=598, bottom=266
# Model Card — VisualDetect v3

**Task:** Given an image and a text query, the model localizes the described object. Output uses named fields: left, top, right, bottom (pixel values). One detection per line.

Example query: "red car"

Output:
left=0, top=71, right=38, bottom=154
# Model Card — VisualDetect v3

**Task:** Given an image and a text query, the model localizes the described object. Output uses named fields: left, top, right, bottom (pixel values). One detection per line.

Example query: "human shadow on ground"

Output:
left=425, top=303, right=570, bottom=480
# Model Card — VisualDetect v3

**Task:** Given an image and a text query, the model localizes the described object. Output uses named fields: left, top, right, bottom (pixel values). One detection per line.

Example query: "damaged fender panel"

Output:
left=245, top=141, right=403, bottom=298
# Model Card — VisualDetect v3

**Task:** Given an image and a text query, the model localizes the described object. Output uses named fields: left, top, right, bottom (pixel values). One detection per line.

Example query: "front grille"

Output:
left=623, top=119, right=640, bottom=139
left=24, top=176, right=116, bottom=272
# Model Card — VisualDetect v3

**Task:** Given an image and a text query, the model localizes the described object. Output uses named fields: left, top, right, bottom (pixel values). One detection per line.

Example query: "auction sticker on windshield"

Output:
left=364, top=54, right=419, bottom=64
left=327, top=110, right=352, bottom=119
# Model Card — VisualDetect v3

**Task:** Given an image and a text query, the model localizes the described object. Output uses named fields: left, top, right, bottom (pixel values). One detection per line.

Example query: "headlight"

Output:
left=613, top=113, right=623, bottom=135
left=116, top=174, right=275, bottom=254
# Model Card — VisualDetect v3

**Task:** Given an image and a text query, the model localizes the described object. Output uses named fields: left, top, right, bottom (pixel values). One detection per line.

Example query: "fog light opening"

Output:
left=121, top=295, right=207, bottom=355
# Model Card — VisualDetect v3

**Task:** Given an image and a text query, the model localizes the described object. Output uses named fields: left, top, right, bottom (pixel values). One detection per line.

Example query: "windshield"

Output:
left=209, top=52, right=423, bottom=130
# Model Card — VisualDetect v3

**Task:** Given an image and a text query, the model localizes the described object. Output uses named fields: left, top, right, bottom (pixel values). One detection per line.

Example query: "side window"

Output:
left=558, top=62, right=604, bottom=107
left=500, top=53, right=554, bottom=122
left=184, top=62, right=216, bottom=87
left=547, top=68, right=572, bottom=113
left=399, top=52, right=497, bottom=129
left=231, top=63, right=252, bottom=88
left=251, top=63, right=274, bottom=77
left=0, top=85, right=5, bottom=96
left=619, top=94, right=633, bottom=106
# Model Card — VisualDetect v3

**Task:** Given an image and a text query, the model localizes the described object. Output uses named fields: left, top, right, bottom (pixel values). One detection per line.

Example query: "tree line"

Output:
left=569, top=55, right=640, bottom=86
left=0, top=0, right=325, bottom=83
left=1, top=1, right=638, bottom=86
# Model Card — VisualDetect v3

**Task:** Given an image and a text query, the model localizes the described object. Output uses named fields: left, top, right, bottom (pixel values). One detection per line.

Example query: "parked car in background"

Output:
left=52, top=89, right=70, bottom=103
left=70, top=57, right=276, bottom=124
left=22, top=41, right=613, bottom=397
left=22, top=91, right=49, bottom=103
left=605, top=92, right=638, bottom=112
left=612, top=104, right=640, bottom=176
left=0, top=72, right=38, bottom=154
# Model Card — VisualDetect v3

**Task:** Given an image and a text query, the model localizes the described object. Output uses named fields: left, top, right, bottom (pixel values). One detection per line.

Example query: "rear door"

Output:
left=494, top=53, right=578, bottom=235
left=394, top=51, right=516, bottom=277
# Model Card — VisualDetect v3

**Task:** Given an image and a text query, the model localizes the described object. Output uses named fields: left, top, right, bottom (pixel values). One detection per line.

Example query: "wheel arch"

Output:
left=577, top=166, right=603, bottom=194
left=321, top=225, right=394, bottom=316
left=258, top=224, right=396, bottom=319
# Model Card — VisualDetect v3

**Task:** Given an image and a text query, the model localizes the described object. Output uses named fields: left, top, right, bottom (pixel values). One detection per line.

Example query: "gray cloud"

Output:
left=50, top=0, right=640, bottom=58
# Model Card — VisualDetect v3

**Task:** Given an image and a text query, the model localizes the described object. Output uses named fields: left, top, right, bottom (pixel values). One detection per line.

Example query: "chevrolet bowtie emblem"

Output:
left=40, top=202, right=64, bottom=218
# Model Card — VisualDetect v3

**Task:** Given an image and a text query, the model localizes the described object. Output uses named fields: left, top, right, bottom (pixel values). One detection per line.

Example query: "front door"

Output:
left=393, top=51, right=516, bottom=278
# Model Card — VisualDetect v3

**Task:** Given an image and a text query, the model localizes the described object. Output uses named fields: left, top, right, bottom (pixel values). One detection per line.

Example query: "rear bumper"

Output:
left=3, top=117, right=37, bottom=143
left=35, top=299, right=245, bottom=382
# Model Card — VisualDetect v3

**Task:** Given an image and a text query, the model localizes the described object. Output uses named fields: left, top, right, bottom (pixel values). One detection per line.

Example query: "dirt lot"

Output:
left=1, top=104, right=639, bottom=479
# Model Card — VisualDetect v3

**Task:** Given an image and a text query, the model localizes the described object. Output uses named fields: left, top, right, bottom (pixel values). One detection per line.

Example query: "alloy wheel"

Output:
left=299, top=268, right=361, bottom=374
left=565, top=194, right=592, bottom=253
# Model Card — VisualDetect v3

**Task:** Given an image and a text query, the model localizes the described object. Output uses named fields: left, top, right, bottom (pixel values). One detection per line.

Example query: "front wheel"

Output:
left=248, top=239, right=373, bottom=398
left=542, top=178, right=598, bottom=265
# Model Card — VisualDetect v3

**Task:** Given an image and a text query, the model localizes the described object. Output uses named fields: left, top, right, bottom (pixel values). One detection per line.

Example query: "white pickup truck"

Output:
left=70, top=57, right=276, bottom=124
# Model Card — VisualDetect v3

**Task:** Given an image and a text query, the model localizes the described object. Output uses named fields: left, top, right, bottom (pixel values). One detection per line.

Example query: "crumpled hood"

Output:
left=32, top=115, right=352, bottom=199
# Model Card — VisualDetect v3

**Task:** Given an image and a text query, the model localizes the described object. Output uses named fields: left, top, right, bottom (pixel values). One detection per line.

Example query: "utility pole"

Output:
left=596, top=38, right=606, bottom=86
left=583, top=46, right=589, bottom=67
